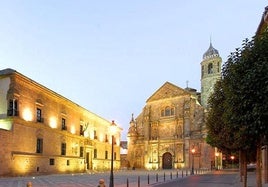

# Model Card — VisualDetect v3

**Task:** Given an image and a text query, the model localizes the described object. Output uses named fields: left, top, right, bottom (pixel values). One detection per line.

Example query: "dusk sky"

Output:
left=0, top=1, right=267, bottom=139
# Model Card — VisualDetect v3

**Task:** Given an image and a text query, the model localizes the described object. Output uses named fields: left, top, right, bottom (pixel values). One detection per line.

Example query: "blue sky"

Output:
left=0, top=1, right=267, bottom=139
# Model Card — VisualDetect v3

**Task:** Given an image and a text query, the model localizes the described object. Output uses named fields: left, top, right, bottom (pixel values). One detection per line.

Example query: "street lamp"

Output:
left=191, top=147, right=195, bottom=175
left=230, top=155, right=235, bottom=169
left=109, top=120, right=117, bottom=187
left=215, top=152, right=219, bottom=170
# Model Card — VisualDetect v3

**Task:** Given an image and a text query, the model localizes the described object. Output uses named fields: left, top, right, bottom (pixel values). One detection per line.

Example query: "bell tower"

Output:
left=201, top=42, right=222, bottom=108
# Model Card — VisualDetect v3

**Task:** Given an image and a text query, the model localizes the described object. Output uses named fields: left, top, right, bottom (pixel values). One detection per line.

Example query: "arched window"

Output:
left=208, top=63, right=213, bottom=74
left=161, top=109, right=165, bottom=117
left=161, top=106, right=175, bottom=117
left=171, top=108, right=174, bottom=115
left=165, top=106, right=171, bottom=116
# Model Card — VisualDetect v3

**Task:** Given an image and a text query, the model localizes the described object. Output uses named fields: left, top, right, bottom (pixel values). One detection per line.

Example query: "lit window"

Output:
left=114, top=152, right=117, bottom=160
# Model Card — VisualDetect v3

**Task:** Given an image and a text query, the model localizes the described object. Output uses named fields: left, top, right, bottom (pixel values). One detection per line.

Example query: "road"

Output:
left=152, top=170, right=239, bottom=187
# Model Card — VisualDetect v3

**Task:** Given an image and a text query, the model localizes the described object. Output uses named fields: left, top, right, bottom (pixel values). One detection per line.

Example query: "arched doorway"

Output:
left=162, top=152, right=172, bottom=169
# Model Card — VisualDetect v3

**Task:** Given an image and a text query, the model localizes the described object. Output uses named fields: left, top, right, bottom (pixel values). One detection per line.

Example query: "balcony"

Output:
left=7, top=109, right=19, bottom=116
left=37, top=118, right=44, bottom=123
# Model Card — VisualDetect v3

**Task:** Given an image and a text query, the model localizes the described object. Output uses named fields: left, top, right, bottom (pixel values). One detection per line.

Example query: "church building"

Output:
left=127, top=42, right=222, bottom=170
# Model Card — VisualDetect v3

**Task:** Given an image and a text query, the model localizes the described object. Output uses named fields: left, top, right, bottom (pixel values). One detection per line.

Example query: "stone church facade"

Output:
left=127, top=43, right=222, bottom=170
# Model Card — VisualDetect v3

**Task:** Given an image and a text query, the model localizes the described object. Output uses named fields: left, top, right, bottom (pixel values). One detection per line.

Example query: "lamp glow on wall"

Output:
left=109, top=120, right=117, bottom=187
left=22, top=108, right=33, bottom=121
left=215, top=152, right=219, bottom=170
left=191, top=147, right=195, bottom=175
left=49, top=117, right=57, bottom=128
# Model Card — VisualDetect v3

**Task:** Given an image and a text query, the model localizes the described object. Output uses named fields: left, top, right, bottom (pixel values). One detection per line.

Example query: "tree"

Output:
left=206, top=29, right=268, bottom=187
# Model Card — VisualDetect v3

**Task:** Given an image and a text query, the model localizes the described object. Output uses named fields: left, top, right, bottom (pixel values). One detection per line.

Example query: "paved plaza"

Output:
left=0, top=169, right=266, bottom=187
left=0, top=170, right=193, bottom=187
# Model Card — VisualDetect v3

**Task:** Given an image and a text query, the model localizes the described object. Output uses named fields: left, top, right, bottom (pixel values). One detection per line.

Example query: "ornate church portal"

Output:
left=162, top=152, right=172, bottom=169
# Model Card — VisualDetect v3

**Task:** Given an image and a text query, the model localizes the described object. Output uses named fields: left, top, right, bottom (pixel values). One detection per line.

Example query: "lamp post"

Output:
left=215, top=152, right=219, bottom=170
left=230, top=155, right=235, bottom=169
left=109, top=120, right=117, bottom=187
left=191, top=147, right=195, bottom=175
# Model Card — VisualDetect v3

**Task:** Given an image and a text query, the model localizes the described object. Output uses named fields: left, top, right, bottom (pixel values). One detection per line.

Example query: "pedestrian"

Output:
left=97, top=179, right=106, bottom=187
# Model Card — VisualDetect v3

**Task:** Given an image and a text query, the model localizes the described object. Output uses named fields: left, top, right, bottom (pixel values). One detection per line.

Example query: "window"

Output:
left=105, top=151, right=108, bottom=159
left=161, top=106, right=175, bottom=117
left=36, top=108, right=43, bottom=123
left=201, top=65, right=204, bottom=77
left=94, top=130, right=97, bottom=139
left=80, top=147, right=84, bottom=157
left=105, top=134, right=108, bottom=142
left=217, top=62, right=220, bottom=72
left=36, top=138, right=43, bottom=153
left=49, top=158, right=55, bottom=165
left=67, top=160, right=70, bottom=166
left=94, top=149, right=97, bottom=158
left=7, top=99, right=18, bottom=116
left=161, top=109, right=165, bottom=117
left=61, top=143, right=66, bottom=155
left=80, top=125, right=84, bottom=136
left=61, top=118, right=67, bottom=130
left=165, top=106, right=171, bottom=116
left=208, top=63, right=213, bottom=74
left=114, top=152, right=117, bottom=160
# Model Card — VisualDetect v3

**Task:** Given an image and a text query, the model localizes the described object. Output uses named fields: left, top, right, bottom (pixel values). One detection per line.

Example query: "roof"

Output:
left=146, top=81, right=191, bottom=103
left=203, top=42, right=219, bottom=60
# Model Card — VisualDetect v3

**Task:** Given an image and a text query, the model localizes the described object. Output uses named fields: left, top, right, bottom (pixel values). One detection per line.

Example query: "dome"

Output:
left=203, top=42, right=219, bottom=59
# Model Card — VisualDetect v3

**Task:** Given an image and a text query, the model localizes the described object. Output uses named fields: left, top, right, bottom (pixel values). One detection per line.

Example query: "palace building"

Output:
left=0, top=68, right=122, bottom=176
left=127, top=42, right=222, bottom=170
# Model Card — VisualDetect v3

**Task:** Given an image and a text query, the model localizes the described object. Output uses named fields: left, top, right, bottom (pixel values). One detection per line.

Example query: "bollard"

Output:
left=156, top=173, right=158, bottom=182
left=26, top=182, right=32, bottom=187
left=164, top=172, right=165, bottom=182
left=138, top=176, right=140, bottom=187
left=177, top=171, right=178, bottom=178
left=127, top=178, right=129, bottom=187
left=186, top=170, right=188, bottom=176
left=170, top=172, right=172, bottom=180
left=182, top=170, right=184, bottom=178
left=147, top=174, right=150, bottom=184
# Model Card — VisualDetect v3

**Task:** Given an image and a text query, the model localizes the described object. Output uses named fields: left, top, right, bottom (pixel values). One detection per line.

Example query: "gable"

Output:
left=146, top=82, right=190, bottom=103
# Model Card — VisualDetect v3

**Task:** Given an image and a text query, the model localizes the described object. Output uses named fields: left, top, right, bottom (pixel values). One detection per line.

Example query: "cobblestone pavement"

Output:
left=0, top=169, right=196, bottom=187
